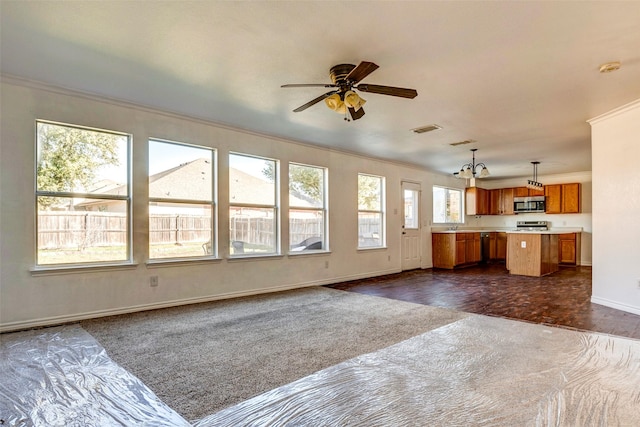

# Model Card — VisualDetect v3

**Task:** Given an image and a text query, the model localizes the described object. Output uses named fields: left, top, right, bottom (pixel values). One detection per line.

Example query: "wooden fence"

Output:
left=38, top=212, right=375, bottom=249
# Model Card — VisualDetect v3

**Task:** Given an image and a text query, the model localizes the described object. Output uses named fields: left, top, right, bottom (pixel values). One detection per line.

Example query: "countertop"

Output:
left=432, top=228, right=582, bottom=234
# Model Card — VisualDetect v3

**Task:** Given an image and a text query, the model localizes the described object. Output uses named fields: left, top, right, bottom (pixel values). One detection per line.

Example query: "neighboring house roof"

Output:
left=77, top=158, right=314, bottom=207
left=149, top=158, right=213, bottom=201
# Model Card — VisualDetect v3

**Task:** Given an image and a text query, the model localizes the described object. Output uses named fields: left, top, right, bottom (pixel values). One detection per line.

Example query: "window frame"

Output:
left=34, top=120, right=132, bottom=267
left=432, top=185, right=465, bottom=224
left=288, top=162, right=328, bottom=254
left=148, top=138, right=217, bottom=261
left=228, top=152, right=280, bottom=257
left=357, top=173, right=386, bottom=249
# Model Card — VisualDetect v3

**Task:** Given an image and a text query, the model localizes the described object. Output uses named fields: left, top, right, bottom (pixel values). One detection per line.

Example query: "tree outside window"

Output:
left=35, top=121, right=130, bottom=265
left=289, top=163, right=327, bottom=252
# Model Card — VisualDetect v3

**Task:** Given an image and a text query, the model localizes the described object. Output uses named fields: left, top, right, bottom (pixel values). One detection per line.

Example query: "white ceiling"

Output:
left=2, top=1, right=640, bottom=179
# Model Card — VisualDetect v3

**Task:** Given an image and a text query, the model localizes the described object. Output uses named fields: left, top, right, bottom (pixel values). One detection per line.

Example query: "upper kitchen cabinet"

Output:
left=466, top=187, right=490, bottom=215
left=490, top=188, right=514, bottom=215
left=545, top=183, right=581, bottom=214
left=514, top=186, right=544, bottom=197
left=561, top=183, right=581, bottom=213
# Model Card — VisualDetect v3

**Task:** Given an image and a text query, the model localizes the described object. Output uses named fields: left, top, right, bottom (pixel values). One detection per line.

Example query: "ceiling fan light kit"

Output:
left=344, top=90, right=366, bottom=111
left=282, top=61, right=417, bottom=121
left=324, top=90, right=366, bottom=115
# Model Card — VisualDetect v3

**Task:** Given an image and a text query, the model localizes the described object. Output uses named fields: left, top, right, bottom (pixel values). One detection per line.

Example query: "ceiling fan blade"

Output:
left=356, top=84, right=418, bottom=99
left=346, top=61, right=379, bottom=84
left=292, top=90, right=338, bottom=112
left=349, top=107, right=365, bottom=121
left=281, top=84, right=336, bottom=88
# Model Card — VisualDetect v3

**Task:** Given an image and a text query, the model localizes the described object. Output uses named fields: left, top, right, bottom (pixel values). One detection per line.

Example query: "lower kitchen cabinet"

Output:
left=488, top=232, right=507, bottom=261
left=433, top=232, right=481, bottom=269
left=496, top=232, right=507, bottom=260
left=558, top=232, right=581, bottom=265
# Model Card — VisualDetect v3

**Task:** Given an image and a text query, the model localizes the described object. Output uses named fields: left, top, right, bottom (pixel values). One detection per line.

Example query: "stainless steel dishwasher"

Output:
left=480, top=232, right=490, bottom=263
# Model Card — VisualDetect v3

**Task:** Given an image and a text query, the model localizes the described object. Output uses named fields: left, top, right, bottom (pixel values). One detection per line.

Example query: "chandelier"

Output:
left=454, top=148, right=490, bottom=179
left=527, top=161, right=543, bottom=189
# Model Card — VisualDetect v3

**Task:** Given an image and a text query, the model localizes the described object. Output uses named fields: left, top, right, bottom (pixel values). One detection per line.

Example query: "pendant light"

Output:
left=527, top=161, right=543, bottom=190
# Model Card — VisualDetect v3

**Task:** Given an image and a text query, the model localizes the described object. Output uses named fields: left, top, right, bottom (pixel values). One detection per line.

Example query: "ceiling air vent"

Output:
left=449, top=139, right=476, bottom=147
left=412, top=124, right=441, bottom=134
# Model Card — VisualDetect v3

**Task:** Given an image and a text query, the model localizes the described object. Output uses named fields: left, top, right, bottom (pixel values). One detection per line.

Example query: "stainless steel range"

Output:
left=515, top=220, right=549, bottom=231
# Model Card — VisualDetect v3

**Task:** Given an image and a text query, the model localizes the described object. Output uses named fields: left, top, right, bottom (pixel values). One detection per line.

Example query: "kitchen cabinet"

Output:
left=490, top=188, right=514, bottom=215
left=488, top=232, right=507, bottom=261
left=529, top=187, right=545, bottom=197
left=489, top=232, right=497, bottom=259
left=455, top=233, right=466, bottom=265
left=513, top=187, right=529, bottom=197
left=545, top=183, right=581, bottom=214
left=544, top=185, right=562, bottom=213
left=514, top=186, right=544, bottom=197
left=562, top=183, right=581, bottom=213
left=466, top=187, right=490, bottom=215
left=496, top=232, right=507, bottom=260
left=432, top=232, right=481, bottom=269
left=507, top=232, right=559, bottom=277
left=470, top=233, right=481, bottom=263
left=558, top=232, right=581, bottom=265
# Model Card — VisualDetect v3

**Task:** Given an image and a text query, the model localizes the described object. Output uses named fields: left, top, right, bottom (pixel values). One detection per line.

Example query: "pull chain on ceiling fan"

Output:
left=281, top=61, right=418, bottom=121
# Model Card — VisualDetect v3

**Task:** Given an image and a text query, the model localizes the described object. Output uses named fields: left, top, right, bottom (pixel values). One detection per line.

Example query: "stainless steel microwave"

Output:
left=513, top=196, right=545, bottom=213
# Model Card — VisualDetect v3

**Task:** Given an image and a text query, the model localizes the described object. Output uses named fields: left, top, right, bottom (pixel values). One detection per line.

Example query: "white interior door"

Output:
left=401, top=181, right=421, bottom=270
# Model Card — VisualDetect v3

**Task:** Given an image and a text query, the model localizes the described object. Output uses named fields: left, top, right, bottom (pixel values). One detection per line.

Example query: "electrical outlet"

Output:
left=521, top=241, right=526, bottom=248
left=150, top=276, right=159, bottom=287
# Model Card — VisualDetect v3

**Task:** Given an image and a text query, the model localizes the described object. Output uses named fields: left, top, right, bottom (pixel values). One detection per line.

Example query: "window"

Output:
left=433, top=186, right=464, bottom=223
left=35, top=121, right=130, bottom=265
left=289, top=163, right=327, bottom=252
left=358, top=173, right=385, bottom=248
left=229, top=153, right=278, bottom=255
left=404, top=188, right=419, bottom=229
left=148, top=139, right=215, bottom=259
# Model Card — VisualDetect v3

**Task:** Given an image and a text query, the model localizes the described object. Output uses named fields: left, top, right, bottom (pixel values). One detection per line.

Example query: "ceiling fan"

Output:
left=281, top=61, right=418, bottom=121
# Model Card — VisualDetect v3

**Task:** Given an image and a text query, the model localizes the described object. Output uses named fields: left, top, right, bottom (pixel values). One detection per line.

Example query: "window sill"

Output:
left=146, top=257, right=223, bottom=268
left=30, top=261, right=139, bottom=276
left=357, top=246, right=388, bottom=252
left=288, top=250, right=331, bottom=257
left=227, top=254, right=285, bottom=262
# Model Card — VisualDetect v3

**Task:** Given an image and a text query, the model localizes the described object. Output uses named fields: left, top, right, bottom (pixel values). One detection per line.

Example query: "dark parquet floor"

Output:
left=328, top=264, right=640, bottom=340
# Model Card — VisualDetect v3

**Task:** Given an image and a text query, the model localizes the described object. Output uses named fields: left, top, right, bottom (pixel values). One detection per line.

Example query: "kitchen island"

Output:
left=506, top=230, right=579, bottom=277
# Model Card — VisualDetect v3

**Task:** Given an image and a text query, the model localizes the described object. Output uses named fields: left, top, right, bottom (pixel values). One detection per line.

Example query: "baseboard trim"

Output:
left=591, top=296, right=640, bottom=316
left=0, top=267, right=401, bottom=333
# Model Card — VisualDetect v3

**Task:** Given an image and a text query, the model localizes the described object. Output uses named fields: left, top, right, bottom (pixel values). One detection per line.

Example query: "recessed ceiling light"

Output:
left=412, top=124, right=442, bottom=134
left=599, top=61, right=621, bottom=73
left=450, top=139, right=476, bottom=147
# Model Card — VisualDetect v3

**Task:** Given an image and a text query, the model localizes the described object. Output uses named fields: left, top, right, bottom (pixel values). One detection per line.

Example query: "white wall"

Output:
left=589, top=99, right=640, bottom=315
left=0, top=78, right=454, bottom=332
left=463, top=172, right=593, bottom=266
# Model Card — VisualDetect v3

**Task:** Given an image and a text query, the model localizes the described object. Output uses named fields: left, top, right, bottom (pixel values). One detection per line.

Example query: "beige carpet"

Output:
left=82, top=287, right=467, bottom=421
